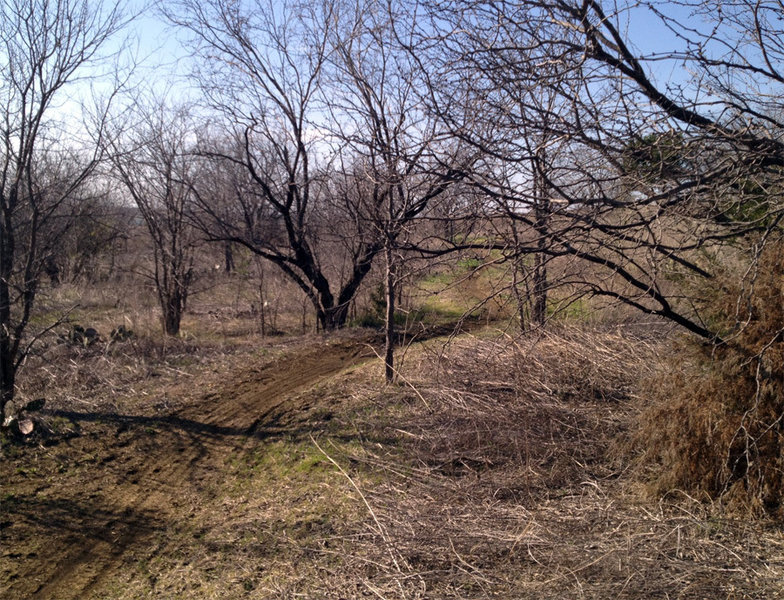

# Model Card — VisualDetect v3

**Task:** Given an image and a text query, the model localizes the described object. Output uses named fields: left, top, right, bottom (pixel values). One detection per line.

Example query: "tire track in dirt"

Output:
left=13, top=338, right=376, bottom=600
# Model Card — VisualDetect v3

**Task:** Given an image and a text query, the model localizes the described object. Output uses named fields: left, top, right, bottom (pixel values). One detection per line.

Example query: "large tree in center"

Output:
left=167, top=0, right=466, bottom=331
left=165, top=0, right=379, bottom=329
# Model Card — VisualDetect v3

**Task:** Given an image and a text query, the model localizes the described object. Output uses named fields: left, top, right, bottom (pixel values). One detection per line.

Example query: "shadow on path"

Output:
left=41, top=409, right=260, bottom=440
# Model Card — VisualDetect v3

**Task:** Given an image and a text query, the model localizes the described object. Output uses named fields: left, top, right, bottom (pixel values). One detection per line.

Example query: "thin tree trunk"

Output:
left=512, top=256, right=529, bottom=333
left=384, top=243, right=396, bottom=384
left=532, top=250, right=547, bottom=326
left=0, top=203, right=15, bottom=419
left=0, top=346, right=14, bottom=421
left=531, top=148, right=549, bottom=327
left=256, top=258, right=267, bottom=336
left=224, top=243, right=234, bottom=273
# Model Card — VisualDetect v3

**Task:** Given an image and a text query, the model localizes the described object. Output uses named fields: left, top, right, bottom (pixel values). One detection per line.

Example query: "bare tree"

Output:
left=325, top=0, right=470, bottom=380
left=0, top=0, right=127, bottom=424
left=164, top=0, right=379, bottom=329
left=55, top=196, right=131, bottom=284
left=107, top=99, right=199, bottom=336
left=407, top=0, right=784, bottom=341
left=166, top=0, right=466, bottom=337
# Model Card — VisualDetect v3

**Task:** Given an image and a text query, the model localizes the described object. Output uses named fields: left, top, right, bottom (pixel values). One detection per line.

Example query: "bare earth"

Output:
left=1, top=337, right=374, bottom=599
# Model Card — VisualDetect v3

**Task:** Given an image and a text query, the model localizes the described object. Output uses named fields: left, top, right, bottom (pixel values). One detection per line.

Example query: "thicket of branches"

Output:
left=0, top=0, right=127, bottom=425
left=2, top=0, right=783, bottom=514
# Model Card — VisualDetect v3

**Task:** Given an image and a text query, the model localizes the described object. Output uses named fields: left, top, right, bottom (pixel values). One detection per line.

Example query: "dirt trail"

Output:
left=1, top=337, right=375, bottom=600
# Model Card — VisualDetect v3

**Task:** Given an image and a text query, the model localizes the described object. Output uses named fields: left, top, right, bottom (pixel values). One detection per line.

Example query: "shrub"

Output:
left=633, top=238, right=784, bottom=517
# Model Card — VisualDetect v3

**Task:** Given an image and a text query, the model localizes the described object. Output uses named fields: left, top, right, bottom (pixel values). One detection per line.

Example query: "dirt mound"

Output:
left=0, top=337, right=374, bottom=599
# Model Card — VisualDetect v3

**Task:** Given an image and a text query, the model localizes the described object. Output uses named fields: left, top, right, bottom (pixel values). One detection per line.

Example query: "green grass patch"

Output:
left=456, top=256, right=483, bottom=271
left=548, top=297, right=592, bottom=322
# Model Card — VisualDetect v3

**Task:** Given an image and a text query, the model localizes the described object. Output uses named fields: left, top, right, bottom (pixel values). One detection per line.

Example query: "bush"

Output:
left=633, top=238, right=784, bottom=518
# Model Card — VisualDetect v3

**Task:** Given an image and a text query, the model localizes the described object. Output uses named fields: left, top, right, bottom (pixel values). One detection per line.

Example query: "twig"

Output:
left=310, top=435, right=410, bottom=599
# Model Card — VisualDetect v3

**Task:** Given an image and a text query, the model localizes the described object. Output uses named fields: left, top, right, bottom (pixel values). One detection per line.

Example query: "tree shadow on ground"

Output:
left=1, top=493, right=161, bottom=548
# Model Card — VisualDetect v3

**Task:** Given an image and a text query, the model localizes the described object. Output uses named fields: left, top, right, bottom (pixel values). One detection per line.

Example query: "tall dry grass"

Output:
left=631, top=237, right=784, bottom=518
left=310, top=324, right=783, bottom=598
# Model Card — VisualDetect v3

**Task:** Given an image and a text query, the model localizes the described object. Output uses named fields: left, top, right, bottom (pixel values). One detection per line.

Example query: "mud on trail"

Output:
left=0, top=336, right=376, bottom=600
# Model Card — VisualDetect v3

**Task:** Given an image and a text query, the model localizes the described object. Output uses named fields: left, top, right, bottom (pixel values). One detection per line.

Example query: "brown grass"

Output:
left=630, top=238, right=784, bottom=518
left=287, top=325, right=784, bottom=598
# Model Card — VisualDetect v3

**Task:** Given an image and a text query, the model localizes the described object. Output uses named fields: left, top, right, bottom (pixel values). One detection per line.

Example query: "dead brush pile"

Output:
left=399, top=326, right=657, bottom=495
left=315, top=325, right=784, bottom=598
left=633, top=238, right=784, bottom=519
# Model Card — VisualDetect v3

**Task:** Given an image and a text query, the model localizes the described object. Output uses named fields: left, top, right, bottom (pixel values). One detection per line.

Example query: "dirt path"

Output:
left=1, top=337, right=376, bottom=600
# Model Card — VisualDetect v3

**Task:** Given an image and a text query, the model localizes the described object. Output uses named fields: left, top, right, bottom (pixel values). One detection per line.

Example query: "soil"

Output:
left=0, top=336, right=376, bottom=599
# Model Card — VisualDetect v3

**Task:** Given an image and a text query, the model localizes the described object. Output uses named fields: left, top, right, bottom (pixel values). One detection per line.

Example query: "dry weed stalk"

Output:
left=311, top=435, right=417, bottom=600
left=327, top=326, right=783, bottom=598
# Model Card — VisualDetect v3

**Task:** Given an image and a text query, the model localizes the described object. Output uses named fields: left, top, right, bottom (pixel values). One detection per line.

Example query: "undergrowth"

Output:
left=5, top=320, right=784, bottom=598
left=632, top=237, right=784, bottom=518
left=316, top=325, right=783, bottom=598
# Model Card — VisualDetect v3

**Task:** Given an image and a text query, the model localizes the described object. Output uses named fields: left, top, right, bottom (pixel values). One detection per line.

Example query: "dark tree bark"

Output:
left=0, top=0, right=125, bottom=421
left=224, top=243, right=235, bottom=274
left=167, top=0, right=388, bottom=331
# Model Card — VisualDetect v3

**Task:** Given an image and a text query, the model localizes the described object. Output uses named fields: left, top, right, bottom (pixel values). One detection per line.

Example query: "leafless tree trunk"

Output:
left=223, top=243, right=234, bottom=274
left=106, top=99, right=198, bottom=337
left=530, top=147, right=550, bottom=327
left=0, top=0, right=126, bottom=422
left=383, top=242, right=396, bottom=383
left=253, top=255, right=268, bottom=337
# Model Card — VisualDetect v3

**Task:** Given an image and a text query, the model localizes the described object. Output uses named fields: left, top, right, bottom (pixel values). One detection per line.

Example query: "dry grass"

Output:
left=7, top=287, right=326, bottom=456
left=11, top=271, right=321, bottom=415
left=4, top=278, right=784, bottom=599
left=630, top=238, right=784, bottom=519
left=291, top=325, right=784, bottom=599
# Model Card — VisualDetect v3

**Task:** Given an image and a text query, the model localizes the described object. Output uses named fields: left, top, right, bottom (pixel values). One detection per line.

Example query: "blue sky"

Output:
left=617, top=1, right=706, bottom=87
left=120, top=0, right=708, bottom=95
left=53, top=1, right=761, bottom=133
